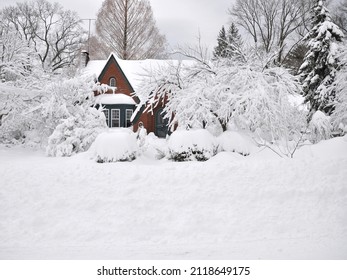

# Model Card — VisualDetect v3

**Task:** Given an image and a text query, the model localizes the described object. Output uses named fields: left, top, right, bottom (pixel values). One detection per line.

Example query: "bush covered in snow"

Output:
left=0, top=85, right=45, bottom=145
left=0, top=76, right=108, bottom=154
left=308, top=110, right=332, bottom=144
left=46, top=107, right=107, bottom=157
left=217, top=131, right=257, bottom=156
left=141, top=132, right=168, bottom=160
left=167, top=129, right=217, bottom=161
left=94, top=129, right=138, bottom=163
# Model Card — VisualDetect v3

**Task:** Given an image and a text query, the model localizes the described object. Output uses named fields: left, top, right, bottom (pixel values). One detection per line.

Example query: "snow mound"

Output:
left=217, top=131, right=257, bottom=156
left=296, top=135, right=347, bottom=159
left=168, top=129, right=217, bottom=161
left=94, top=129, right=138, bottom=162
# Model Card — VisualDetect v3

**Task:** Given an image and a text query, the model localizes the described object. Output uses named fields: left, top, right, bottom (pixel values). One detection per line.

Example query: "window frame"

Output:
left=110, top=108, right=120, bottom=128
left=125, top=109, right=133, bottom=127
left=103, top=109, right=109, bottom=127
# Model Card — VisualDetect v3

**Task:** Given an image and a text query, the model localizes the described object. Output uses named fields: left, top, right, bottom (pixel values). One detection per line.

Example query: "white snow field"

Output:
left=0, top=136, right=347, bottom=260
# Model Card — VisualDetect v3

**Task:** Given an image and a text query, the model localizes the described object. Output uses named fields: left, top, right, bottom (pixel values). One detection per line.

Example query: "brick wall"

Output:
left=99, top=62, right=133, bottom=96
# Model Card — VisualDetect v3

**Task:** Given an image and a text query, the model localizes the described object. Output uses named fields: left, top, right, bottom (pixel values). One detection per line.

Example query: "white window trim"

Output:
left=111, top=109, right=120, bottom=128
left=103, top=109, right=109, bottom=127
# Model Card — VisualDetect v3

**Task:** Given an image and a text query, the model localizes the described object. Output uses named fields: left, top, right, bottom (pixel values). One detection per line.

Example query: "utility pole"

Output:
left=81, top=18, right=96, bottom=53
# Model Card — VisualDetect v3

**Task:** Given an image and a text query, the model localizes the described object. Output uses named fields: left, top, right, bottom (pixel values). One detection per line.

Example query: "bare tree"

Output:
left=331, top=0, right=347, bottom=34
left=0, top=19, right=33, bottom=81
left=0, top=0, right=86, bottom=73
left=87, top=36, right=110, bottom=60
left=229, top=0, right=314, bottom=63
left=95, top=0, right=167, bottom=60
left=282, top=43, right=309, bottom=75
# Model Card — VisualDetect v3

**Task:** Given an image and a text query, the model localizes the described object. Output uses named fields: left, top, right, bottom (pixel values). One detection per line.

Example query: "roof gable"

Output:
left=98, top=53, right=134, bottom=93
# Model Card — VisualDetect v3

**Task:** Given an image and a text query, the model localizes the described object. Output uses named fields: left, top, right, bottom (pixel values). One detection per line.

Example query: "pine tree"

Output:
left=213, top=26, right=228, bottom=58
left=226, top=23, right=243, bottom=53
left=298, top=0, right=344, bottom=116
left=213, top=23, right=243, bottom=59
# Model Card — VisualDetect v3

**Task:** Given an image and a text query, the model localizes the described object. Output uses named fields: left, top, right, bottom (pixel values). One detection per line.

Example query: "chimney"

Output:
left=81, top=50, right=90, bottom=67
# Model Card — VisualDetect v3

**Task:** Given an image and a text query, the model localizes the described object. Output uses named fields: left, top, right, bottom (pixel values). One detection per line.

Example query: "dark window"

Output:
left=155, top=108, right=169, bottom=138
left=126, top=109, right=133, bottom=127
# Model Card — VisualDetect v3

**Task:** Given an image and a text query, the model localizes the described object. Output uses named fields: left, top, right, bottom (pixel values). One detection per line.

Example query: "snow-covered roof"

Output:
left=95, top=93, right=136, bottom=105
left=82, top=59, right=106, bottom=79
left=82, top=53, right=195, bottom=92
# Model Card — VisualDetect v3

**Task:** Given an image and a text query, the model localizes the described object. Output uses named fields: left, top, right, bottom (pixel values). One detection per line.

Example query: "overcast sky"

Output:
left=0, top=0, right=234, bottom=52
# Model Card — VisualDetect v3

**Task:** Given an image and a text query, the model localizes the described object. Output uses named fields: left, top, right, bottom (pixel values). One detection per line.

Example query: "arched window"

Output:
left=109, top=77, right=116, bottom=87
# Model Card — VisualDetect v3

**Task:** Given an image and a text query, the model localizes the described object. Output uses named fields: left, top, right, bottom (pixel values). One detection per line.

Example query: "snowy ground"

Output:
left=0, top=136, right=347, bottom=260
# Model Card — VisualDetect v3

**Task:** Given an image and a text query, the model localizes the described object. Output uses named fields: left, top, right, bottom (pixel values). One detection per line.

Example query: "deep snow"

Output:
left=0, top=136, right=346, bottom=260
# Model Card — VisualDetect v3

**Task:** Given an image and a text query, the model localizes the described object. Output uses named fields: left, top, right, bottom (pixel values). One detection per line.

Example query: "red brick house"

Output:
left=83, top=52, right=171, bottom=137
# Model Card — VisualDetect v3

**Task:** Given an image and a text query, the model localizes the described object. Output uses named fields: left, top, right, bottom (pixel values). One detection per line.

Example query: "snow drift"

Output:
left=0, top=136, right=346, bottom=259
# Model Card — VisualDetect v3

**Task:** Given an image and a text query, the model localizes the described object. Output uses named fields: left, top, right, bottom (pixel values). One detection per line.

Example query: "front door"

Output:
left=155, top=108, right=169, bottom=138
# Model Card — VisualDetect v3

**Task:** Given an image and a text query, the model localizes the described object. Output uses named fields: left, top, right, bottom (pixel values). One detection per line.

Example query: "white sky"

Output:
left=0, top=0, right=234, bottom=52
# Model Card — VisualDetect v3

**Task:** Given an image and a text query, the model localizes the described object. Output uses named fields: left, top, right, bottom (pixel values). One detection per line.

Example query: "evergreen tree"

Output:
left=213, top=26, right=228, bottom=58
left=298, top=0, right=344, bottom=116
left=213, top=23, right=243, bottom=59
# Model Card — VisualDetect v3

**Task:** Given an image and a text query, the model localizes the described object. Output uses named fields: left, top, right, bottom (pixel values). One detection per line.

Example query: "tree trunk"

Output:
left=123, top=0, right=128, bottom=60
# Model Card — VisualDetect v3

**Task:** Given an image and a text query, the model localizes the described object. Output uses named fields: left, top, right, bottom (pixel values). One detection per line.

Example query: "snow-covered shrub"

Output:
left=219, top=66, right=306, bottom=143
left=0, top=76, right=105, bottom=152
left=168, top=129, right=217, bottom=161
left=46, top=107, right=107, bottom=157
left=144, top=132, right=168, bottom=159
left=308, top=110, right=332, bottom=143
left=133, top=125, right=168, bottom=159
left=332, top=93, right=347, bottom=135
left=94, top=129, right=138, bottom=163
left=217, top=131, right=256, bottom=156
left=0, top=85, right=45, bottom=145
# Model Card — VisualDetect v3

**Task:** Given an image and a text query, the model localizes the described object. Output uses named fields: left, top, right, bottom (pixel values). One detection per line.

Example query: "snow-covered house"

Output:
left=82, top=52, right=171, bottom=137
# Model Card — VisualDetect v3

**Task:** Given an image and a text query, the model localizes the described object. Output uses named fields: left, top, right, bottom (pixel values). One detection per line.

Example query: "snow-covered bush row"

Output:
left=94, top=129, right=138, bottom=162
left=133, top=128, right=258, bottom=161
left=167, top=129, right=217, bottom=161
